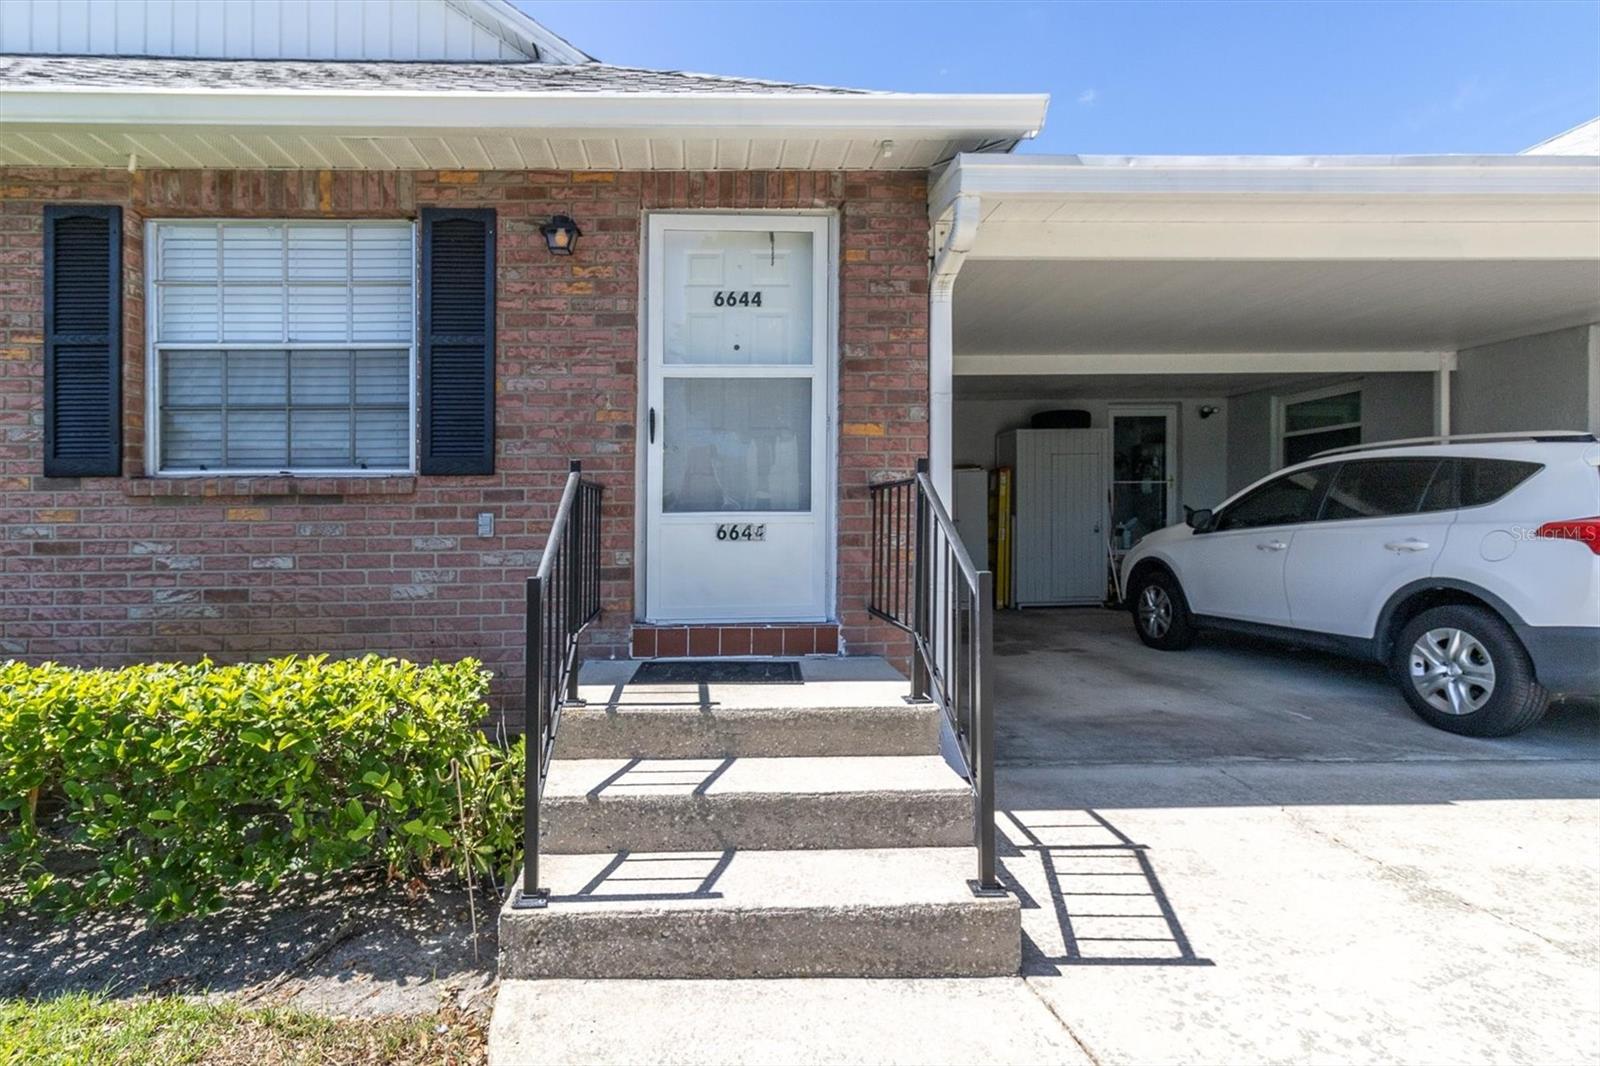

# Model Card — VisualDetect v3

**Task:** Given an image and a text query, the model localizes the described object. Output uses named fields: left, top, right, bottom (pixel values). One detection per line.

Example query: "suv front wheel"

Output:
left=1130, top=569, right=1196, bottom=651
left=1393, top=605, right=1549, bottom=737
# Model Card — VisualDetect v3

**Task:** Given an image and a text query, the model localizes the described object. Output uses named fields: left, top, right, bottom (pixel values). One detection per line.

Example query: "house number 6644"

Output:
left=716, top=523, right=766, bottom=542
left=712, top=290, right=763, bottom=307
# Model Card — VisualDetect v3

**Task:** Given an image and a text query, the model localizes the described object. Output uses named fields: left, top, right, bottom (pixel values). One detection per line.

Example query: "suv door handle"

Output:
left=1384, top=539, right=1430, bottom=553
left=1256, top=540, right=1288, bottom=552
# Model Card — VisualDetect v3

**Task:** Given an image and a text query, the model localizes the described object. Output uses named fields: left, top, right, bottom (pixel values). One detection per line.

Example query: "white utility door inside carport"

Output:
left=1001, top=428, right=1108, bottom=606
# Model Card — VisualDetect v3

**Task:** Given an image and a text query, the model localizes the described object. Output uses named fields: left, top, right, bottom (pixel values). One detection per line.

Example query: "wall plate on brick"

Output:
left=477, top=512, right=494, bottom=537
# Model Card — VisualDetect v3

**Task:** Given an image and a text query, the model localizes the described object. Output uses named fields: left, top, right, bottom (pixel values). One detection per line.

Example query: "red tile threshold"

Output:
left=630, top=623, right=841, bottom=659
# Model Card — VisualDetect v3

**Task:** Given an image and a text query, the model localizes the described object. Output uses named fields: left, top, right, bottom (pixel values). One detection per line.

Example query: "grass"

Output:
left=0, top=993, right=486, bottom=1066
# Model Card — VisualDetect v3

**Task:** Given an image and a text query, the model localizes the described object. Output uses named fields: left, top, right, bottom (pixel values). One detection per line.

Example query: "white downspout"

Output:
left=929, top=192, right=981, bottom=502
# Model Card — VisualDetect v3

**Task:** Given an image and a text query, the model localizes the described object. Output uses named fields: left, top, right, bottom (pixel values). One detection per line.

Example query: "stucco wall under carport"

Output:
left=1452, top=323, right=1600, bottom=436
left=1226, top=373, right=1437, bottom=494
left=952, top=396, right=1230, bottom=516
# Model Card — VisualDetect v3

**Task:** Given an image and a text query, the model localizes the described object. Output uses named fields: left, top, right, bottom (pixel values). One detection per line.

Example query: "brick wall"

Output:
left=0, top=168, right=925, bottom=718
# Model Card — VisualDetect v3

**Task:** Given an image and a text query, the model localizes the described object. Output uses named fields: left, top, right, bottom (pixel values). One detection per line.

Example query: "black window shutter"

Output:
left=419, top=208, right=496, bottom=476
left=43, top=205, right=121, bottom=477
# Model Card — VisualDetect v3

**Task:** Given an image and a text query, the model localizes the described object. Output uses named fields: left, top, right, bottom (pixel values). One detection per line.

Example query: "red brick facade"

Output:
left=0, top=168, right=927, bottom=716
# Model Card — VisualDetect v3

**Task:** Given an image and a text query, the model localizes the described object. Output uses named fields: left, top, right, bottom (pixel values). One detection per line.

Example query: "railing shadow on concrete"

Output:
left=998, top=808, right=1214, bottom=972
left=549, top=849, right=736, bottom=905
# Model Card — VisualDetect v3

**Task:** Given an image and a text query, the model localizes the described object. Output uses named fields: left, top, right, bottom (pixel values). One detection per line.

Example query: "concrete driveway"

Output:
left=997, top=607, right=1600, bottom=1064
left=993, top=606, right=1599, bottom=765
left=496, top=611, right=1599, bottom=1065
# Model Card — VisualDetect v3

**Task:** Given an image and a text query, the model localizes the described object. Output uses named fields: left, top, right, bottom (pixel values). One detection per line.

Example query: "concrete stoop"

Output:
left=496, top=657, right=1021, bottom=988
left=555, top=701, right=943, bottom=759
left=541, top=755, right=974, bottom=852
left=499, top=847, right=1019, bottom=978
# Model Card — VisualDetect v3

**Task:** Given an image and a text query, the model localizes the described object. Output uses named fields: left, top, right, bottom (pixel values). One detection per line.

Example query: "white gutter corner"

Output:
left=932, top=192, right=981, bottom=294
left=929, top=193, right=981, bottom=500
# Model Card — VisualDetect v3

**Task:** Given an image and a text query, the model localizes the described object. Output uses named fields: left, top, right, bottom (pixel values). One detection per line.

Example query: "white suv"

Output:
left=1121, top=434, right=1600, bottom=737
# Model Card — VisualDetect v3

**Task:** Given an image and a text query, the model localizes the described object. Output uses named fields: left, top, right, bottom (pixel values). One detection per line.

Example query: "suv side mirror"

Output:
left=1185, top=507, right=1215, bottom=533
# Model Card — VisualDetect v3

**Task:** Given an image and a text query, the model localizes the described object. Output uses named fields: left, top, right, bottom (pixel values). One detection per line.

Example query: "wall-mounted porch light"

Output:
left=540, top=214, right=582, bottom=255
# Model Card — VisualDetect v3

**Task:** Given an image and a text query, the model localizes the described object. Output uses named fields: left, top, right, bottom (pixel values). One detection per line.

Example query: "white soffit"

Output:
left=0, top=90, right=1048, bottom=171
left=953, top=258, right=1600, bottom=360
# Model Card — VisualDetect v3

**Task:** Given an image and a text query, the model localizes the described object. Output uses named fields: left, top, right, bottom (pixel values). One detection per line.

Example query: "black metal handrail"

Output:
left=868, top=458, right=1002, bottom=896
left=514, top=459, right=603, bottom=909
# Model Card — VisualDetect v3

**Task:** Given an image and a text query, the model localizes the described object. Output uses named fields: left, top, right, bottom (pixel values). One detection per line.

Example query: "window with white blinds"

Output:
left=148, top=221, right=416, bottom=473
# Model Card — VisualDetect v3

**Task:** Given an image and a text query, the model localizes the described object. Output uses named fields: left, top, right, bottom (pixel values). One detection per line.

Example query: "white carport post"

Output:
left=1435, top=351, right=1456, bottom=438
left=929, top=193, right=981, bottom=501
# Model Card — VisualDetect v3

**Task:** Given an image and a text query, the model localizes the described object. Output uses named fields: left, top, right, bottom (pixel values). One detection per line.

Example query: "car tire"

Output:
left=1130, top=569, right=1196, bottom=651
left=1392, top=605, right=1549, bottom=737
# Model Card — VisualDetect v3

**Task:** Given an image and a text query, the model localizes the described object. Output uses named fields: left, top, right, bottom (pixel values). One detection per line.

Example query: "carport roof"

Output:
left=932, top=151, right=1600, bottom=363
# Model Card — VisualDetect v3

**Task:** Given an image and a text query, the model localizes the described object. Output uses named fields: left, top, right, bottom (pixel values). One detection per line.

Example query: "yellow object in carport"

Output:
left=990, top=467, right=1013, bottom=608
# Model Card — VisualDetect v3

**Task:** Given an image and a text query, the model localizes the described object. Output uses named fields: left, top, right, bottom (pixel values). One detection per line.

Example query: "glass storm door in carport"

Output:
left=643, top=214, right=832, bottom=623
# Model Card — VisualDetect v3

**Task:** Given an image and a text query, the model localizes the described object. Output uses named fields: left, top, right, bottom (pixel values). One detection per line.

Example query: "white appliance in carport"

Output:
left=951, top=467, right=990, bottom=569
left=998, top=428, right=1110, bottom=606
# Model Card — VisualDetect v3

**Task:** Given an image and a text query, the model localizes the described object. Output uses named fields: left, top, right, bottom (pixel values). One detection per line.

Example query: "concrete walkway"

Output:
left=492, top=611, right=1600, bottom=1064
left=1000, top=760, right=1600, bottom=1065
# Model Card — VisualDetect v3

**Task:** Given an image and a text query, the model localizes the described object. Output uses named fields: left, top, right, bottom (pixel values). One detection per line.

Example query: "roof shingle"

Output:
left=0, top=54, right=879, bottom=96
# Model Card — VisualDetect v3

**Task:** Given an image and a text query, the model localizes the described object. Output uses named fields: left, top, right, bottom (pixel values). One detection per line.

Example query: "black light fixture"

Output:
left=1198, top=404, right=1220, bottom=420
left=540, top=214, right=582, bottom=255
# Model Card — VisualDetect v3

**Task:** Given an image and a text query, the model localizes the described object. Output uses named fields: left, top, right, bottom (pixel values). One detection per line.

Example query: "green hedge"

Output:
left=0, top=655, right=523, bottom=920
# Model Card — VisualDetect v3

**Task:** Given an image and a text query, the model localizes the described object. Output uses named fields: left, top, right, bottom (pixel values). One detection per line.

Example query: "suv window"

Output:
left=1320, top=459, right=1443, bottom=521
left=1459, top=459, right=1543, bottom=507
left=1419, top=460, right=1458, bottom=513
left=1215, top=466, right=1331, bottom=531
left=1419, top=458, right=1545, bottom=511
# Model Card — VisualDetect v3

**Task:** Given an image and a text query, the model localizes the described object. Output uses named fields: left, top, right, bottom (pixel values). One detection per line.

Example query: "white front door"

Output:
left=644, top=214, right=832, bottom=623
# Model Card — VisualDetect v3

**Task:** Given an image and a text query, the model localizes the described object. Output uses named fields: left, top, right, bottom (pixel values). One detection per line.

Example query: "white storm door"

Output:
left=1110, top=406, right=1177, bottom=549
left=644, top=215, right=831, bottom=623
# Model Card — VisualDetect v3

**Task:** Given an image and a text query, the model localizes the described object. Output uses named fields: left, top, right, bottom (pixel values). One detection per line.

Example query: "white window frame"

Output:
left=144, top=218, right=418, bottom=477
left=1272, top=381, right=1362, bottom=470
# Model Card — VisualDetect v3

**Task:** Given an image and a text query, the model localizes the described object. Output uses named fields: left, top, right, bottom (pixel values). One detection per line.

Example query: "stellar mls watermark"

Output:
left=1511, top=524, right=1598, bottom=543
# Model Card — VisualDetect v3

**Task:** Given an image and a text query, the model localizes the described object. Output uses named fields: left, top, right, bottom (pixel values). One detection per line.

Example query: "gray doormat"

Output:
left=632, top=660, right=803, bottom=685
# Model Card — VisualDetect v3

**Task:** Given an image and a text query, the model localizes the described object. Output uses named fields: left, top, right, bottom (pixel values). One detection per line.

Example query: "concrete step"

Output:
left=567, top=656, right=927, bottom=762
left=541, top=755, right=974, bottom=853
left=499, top=847, right=1020, bottom=979
left=555, top=701, right=943, bottom=759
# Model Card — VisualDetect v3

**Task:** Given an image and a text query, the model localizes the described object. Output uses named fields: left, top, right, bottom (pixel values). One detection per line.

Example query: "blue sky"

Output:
left=520, top=1, right=1600, bottom=155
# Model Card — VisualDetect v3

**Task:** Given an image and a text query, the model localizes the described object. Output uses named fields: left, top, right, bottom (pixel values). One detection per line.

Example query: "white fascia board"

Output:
left=931, top=151, right=1600, bottom=216
left=0, top=87, right=1050, bottom=140
left=452, top=0, right=595, bottom=63
left=955, top=351, right=1455, bottom=376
